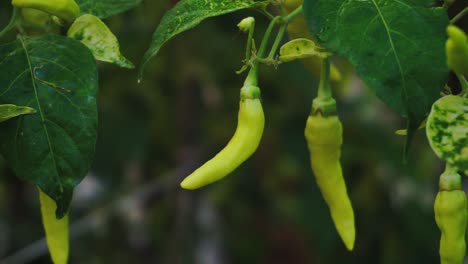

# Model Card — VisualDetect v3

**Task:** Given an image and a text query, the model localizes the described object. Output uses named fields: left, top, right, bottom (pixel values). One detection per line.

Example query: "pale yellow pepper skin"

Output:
left=434, top=169, right=467, bottom=264
left=12, top=0, right=80, bottom=23
left=304, top=113, right=355, bottom=251
left=180, top=84, right=264, bottom=190
left=282, top=0, right=341, bottom=82
left=39, top=190, right=69, bottom=264
left=446, top=25, right=468, bottom=76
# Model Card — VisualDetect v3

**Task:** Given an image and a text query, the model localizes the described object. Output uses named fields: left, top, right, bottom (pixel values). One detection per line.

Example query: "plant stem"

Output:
left=0, top=8, right=20, bottom=39
left=266, top=5, right=303, bottom=60
left=284, top=5, right=303, bottom=23
left=311, top=58, right=336, bottom=115
left=267, top=24, right=286, bottom=60
left=245, top=16, right=281, bottom=86
left=317, top=58, right=332, bottom=98
left=442, top=0, right=454, bottom=9
left=451, top=6, right=468, bottom=24
left=257, top=16, right=281, bottom=61
left=245, top=5, right=304, bottom=85
left=456, top=73, right=468, bottom=96
left=256, top=8, right=275, bottom=20
left=245, top=20, right=255, bottom=62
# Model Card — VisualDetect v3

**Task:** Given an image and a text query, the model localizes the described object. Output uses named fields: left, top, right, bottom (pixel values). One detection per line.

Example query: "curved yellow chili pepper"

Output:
left=304, top=107, right=355, bottom=251
left=12, top=0, right=80, bottom=23
left=180, top=84, right=264, bottom=190
left=39, top=189, right=69, bottom=264
left=434, top=168, right=467, bottom=264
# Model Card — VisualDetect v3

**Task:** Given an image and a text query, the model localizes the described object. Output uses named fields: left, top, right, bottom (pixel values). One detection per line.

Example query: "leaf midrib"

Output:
left=19, top=37, right=63, bottom=192
left=370, top=0, right=407, bottom=106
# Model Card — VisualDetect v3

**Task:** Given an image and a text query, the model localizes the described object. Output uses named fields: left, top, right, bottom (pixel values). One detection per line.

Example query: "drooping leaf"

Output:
left=68, top=14, right=134, bottom=69
left=279, top=38, right=330, bottom=62
left=0, top=35, right=98, bottom=218
left=303, top=0, right=449, bottom=149
left=76, top=0, right=143, bottom=19
left=139, top=0, right=268, bottom=80
left=282, top=0, right=342, bottom=82
left=426, top=95, right=468, bottom=173
left=0, top=104, right=36, bottom=122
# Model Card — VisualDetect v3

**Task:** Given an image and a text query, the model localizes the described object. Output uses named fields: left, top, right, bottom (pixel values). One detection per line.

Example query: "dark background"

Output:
left=0, top=1, right=467, bottom=263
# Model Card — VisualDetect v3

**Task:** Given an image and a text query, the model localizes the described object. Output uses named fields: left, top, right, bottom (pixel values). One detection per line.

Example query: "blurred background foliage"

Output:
left=0, top=0, right=467, bottom=263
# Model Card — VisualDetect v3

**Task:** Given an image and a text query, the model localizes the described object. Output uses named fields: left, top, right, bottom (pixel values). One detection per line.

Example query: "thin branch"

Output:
left=0, top=8, right=20, bottom=39
left=451, top=6, right=468, bottom=24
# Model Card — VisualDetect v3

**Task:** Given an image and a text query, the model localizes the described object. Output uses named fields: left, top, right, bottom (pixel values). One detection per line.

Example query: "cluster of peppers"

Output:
left=430, top=24, right=468, bottom=264
left=181, top=0, right=356, bottom=251
left=181, top=57, right=356, bottom=251
left=7, top=0, right=468, bottom=263
left=183, top=1, right=468, bottom=261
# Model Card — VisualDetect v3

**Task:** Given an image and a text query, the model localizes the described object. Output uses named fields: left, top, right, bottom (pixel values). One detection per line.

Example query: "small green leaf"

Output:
left=426, top=95, right=468, bottom=173
left=68, top=14, right=134, bottom=69
left=0, top=35, right=98, bottom=218
left=303, top=0, right=449, bottom=149
left=139, top=0, right=268, bottom=80
left=279, top=38, right=330, bottom=62
left=76, top=0, right=143, bottom=19
left=0, top=104, right=36, bottom=122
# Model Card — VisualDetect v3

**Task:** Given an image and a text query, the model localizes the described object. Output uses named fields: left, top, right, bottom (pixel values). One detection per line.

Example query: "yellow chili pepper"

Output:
left=180, top=83, right=264, bottom=190
left=304, top=111, right=355, bottom=250
left=446, top=25, right=468, bottom=76
left=39, top=189, right=69, bottom=264
left=12, top=0, right=80, bottom=23
left=434, top=167, right=467, bottom=264
left=304, top=59, right=355, bottom=250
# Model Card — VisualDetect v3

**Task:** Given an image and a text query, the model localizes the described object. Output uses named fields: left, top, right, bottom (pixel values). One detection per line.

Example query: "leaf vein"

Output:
left=19, top=37, right=63, bottom=192
left=370, top=0, right=407, bottom=109
left=0, top=69, right=29, bottom=97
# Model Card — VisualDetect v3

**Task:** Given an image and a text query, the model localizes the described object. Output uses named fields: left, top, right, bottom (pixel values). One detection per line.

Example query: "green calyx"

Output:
left=241, top=63, right=261, bottom=100
left=311, top=96, right=337, bottom=116
left=240, top=84, right=261, bottom=100
left=311, top=58, right=337, bottom=116
left=439, top=167, right=462, bottom=191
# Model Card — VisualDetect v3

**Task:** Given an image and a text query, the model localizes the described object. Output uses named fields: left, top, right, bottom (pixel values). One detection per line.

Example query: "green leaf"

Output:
left=76, top=0, right=143, bottom=19
left=279, top=38, right=330, bottom=62
left=139, top=0, right=268, bottom=80
left=0, top=35, right=98, bottom=218
left=303, top=0, right=449, bottom=146
left=426, top=95, right=468, bottom=173
left=68, top=14, right=134, bottom=69
left=0, top=104, right=36, bottom=122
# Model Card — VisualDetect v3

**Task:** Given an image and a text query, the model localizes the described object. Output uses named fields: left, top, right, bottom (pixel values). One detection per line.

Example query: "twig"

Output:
left=450, top=6, right=468, bottom=24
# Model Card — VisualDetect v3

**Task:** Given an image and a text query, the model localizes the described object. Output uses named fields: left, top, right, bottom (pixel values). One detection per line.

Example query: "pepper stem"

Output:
left=317, top=59, right=332, bottom=98
left=312, top=58, right=337, bottom=115
left=456, top=73, right=468, bottom=97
